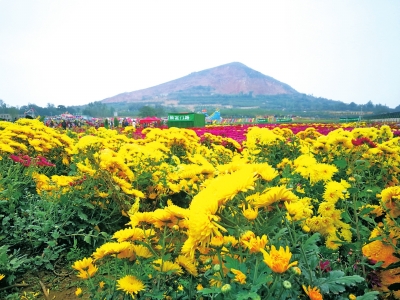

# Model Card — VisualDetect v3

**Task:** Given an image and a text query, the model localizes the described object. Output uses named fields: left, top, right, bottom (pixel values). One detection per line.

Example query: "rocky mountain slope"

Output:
left=101, top=62, right=298, bottom=104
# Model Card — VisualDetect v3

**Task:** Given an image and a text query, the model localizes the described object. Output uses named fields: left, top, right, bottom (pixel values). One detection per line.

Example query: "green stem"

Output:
left=299, top=242, right=314, bottom=285
left=216, top=251, right=226, bottom=283
left=352, top=194, right=366, bottom=278
left=253, top=256, right=260, bottom=284
left=265, top=273, right=279, bottom=299
left=276, top=286, right=285, bottom=300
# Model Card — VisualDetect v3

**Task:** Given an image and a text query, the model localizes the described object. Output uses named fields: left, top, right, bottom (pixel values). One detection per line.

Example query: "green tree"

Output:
left=154, top=105, right=166, bottom=117
left=139, top=106, right=156, bottom=117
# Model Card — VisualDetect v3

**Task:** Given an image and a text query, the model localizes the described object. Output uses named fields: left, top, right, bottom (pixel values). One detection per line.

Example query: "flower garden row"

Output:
left=0, top=118, right=400, bottom=299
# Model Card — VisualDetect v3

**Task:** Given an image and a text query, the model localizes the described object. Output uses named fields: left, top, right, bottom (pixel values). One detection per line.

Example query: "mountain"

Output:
left=101, top=62, right=299, bottom=104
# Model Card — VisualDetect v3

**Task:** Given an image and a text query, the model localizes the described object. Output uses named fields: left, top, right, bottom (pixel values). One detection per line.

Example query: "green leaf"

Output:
left=333, top=159, right=347, bottom=169
left=198, top=287, right=221, bottom=295
left=359, top=214, right=375, bottom=224
left=224, top=255, right=241, bottom=270
left=270, top=227, right=288, bottom=242
left=47, top=240, right=57, bottom=247
left=237, top=291, right=260, bottom=300
left=356, top=291, right=380, bottom=300
left=341, top=211, right=352, bottom=223
left=51, top=231, right=60, bottom=239
left=303, top=233, right=321, bottom=252
left=358, top=206, right=374, bottom=215
left=83, top=235, right=91, bottom=244
left=316, top=271, right=365, bottom=294
left=77, top=210, right=88, bottom=221
left=81, top=201, right=95, bottom=209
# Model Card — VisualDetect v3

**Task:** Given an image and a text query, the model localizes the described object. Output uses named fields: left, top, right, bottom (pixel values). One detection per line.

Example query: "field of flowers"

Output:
left=0, top=118, right=400, bottom=299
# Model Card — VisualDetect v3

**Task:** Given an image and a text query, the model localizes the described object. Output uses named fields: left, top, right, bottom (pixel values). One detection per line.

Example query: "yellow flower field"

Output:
left=0, top=118, right=399, bottom=299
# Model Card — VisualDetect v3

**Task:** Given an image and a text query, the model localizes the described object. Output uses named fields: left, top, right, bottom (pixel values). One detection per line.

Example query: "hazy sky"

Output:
left=1, top=1, right=399, bottom=108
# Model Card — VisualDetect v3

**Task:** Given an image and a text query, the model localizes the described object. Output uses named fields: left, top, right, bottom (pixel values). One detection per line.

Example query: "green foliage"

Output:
left=356, top=291, right=380, bottom=300
left=138, top=105, right=165, bottom=117
left=0, top=157, right=115, bottom=282
left=113, top=116, right=119, bottom=128
left=82, top=101, right=115, bottom=117
left=0, top=245, right=30, bottom=285
left=0, top=190, right=111, bottom=271
left=315, top=271, right=364, bottom=294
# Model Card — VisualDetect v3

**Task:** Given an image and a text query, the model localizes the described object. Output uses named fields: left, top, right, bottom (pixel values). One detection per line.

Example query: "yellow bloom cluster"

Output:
left=4, top=119, right=400, bottom=298
left=0, top=118, right=73, bottom=162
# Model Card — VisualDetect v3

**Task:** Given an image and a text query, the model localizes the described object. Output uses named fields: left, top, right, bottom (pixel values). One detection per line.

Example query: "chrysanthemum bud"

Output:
left=224, top=240, right=232, bottom=248
left=291, top=266, right=302, bottom=275
left=213, top=264, right=221, bottom=272
left=283, top=280, right=292, bottom=289
left=221, top=284, right=231, bottom=293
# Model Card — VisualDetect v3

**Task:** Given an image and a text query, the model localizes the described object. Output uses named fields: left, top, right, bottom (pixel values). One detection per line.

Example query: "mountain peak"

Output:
left=102, top=62, right=298, bottom=103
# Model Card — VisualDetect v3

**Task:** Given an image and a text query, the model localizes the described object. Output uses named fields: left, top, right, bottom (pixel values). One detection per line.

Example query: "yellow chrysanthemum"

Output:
left=284, top=197, right=313, bottom=221
left=240, top=230, right=256, bottom=243
left=91, top=241, right=132, bottom=260
left=253, top=163, right=279, bottom=182
left=210, top=235, right=225, bottom=247
left=302, top=285, right=323, bottom=300
left=309, top=163, right=338, bottom=183
left=230, top=268, right=247, bottom=284
left=377, top=267, right=400, bottom=298
left=362, top=240, right=399, bottom=268
left=251, top=186, right=298, bottom=208
left=75, top=288, right=82, bottom=296
left=187, top=212, right=227, bottom=248
left=242, top=206, right=258, bottom=220
left=153, top=259, right=183, bottom=275
left=116, top=275, right=145, bottom=296
left=129, top=212, right=155, bottom=227
left=175, top=255, right=198, bottom=276
left=189, top=167, right=257, bottom=214
left=323, top=181, right=348, bottom=203
left=112, top=227, right=145, bottom=242
left=151, top=208, right=177, bottom=228
left=325, top=234, right=341, bottom=250
left=242, top=235, right=268, bottom=253
left=260, top=245, right=298, bottom=273
left=132, top=244, right=153, bottom=258
left=223, top=235, right=239, bottom=247
left=306, top=216, right=334, bottom=235
left=72, top=257, right=98, bottom=279
left=379, top=186, right=400, bottom=218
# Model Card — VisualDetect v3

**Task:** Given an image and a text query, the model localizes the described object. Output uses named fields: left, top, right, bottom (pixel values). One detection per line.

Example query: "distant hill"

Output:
left=99, top=62, right=394, bottom=115
left=101, top=62, right=298, bottom=104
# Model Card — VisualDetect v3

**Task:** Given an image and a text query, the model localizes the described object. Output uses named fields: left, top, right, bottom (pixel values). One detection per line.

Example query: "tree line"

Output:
left=0, top=97, right=398, bottom=120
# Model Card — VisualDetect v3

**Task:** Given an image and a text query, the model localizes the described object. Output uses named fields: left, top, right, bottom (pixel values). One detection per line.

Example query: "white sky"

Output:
left=0, top=0, right=399, bottom=108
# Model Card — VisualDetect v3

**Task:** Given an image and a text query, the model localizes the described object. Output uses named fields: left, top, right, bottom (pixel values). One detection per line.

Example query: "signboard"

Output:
left=168, top=114, right=195, bottom=122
